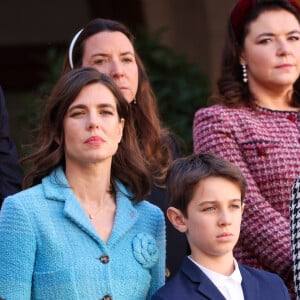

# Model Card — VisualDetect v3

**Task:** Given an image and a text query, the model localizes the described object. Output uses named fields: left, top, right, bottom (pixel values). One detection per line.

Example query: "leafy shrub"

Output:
left=135, top=28, right=210, bottom=153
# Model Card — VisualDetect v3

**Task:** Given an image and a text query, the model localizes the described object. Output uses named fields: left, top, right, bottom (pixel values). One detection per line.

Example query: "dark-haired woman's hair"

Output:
left=212, top=0, right=300, bottom=108
left=62, top=18, right=173, bottom=187
left=22, top=67, right=151, bottom=201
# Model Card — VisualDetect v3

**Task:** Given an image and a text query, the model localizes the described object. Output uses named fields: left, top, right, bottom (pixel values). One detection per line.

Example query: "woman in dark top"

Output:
left=62, top=18, right=188, bottom=278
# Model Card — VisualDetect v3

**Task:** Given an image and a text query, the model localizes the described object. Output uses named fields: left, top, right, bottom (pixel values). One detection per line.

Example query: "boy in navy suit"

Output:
left=152, top=153, right=290, bottom=300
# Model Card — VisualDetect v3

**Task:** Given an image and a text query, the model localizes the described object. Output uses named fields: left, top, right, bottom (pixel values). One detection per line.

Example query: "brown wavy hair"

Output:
left=22, top=67, right=151, bottom=201
left=212, top=0, right=300, bottom=108
left=62, top=18, right=173, bottom=187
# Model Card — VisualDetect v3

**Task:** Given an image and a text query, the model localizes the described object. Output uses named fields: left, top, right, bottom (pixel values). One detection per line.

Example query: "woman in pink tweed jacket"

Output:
left=193, top=0, right=300, bottom=298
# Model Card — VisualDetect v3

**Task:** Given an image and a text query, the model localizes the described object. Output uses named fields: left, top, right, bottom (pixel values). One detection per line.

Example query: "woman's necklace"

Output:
left=87, top=192, right=112, bottom=220
left=89, top=212, right=98, bottom=220
left=88, top=202, right=106, bottom=220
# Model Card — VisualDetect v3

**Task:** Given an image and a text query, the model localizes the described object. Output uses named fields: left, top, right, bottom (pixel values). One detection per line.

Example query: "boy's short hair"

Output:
left=166, top=153, right=246, bottom=217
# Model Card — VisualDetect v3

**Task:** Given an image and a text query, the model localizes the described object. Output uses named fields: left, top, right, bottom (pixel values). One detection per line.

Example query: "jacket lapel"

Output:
left=107, top=187, right=138, bottom=247
left=239, top=264, right=259, bottom=300
left=181, top=257, right=227, bottom=300
left=43, top=167, right=107, bottom=246
left=43, top=167, right=138, bottom=248
left=63, top=190, right=103, bottom=244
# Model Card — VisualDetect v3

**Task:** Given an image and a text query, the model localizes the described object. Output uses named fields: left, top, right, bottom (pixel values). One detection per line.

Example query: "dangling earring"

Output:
left=242, top=64, right=248, bottom=83
left=133, top=98, right=137, bottom=105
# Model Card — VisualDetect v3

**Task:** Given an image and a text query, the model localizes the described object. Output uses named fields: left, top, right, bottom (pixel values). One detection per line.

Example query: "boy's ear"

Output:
left=167, top=207, right=188, bottom=233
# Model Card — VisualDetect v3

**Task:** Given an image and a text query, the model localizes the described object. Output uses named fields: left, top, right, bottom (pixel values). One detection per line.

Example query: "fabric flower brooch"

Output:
left=132, top=233, right=159, bottom=269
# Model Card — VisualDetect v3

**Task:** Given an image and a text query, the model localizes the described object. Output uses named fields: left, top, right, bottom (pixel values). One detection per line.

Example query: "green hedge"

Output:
left=135, top=29, right=210, bottom=153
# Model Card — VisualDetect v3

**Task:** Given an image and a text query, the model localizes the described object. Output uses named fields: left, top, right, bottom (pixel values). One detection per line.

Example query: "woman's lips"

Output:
left=85, top=136, right=104, bottom=146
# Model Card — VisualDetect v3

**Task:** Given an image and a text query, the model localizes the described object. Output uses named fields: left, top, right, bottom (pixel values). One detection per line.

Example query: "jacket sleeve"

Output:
left=147, top=208, right=166, bottom=300
left=193, top=107, right=293, bottom=283
left=0, top=86, right=24, bottom=206
left=0, top=196, right=36, bottom=299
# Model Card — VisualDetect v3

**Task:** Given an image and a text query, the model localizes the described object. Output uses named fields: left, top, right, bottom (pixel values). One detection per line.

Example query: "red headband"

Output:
left=231, top=0, right=300, bottom=41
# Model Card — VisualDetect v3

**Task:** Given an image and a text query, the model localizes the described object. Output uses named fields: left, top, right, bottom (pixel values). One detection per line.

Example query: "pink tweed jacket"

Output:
left=193, top=104, right=300, bottom=295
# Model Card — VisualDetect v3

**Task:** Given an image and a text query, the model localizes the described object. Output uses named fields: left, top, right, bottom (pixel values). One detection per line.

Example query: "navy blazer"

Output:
left=152, top=257, right=291, bottom=300
left=0, top=86, right=23, bottom=207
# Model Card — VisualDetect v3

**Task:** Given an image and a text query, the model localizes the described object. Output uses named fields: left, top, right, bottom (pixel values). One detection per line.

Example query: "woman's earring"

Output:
left=133, top=98, right=137, bottom=105
left=242, top=64, right=248, bottom=83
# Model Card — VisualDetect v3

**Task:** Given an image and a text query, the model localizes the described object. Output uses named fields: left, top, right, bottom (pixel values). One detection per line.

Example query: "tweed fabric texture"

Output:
left=291, top=177, right=300, bottom=299
left=0, top=166, right=166, bottom=300
left=193, top=104, right=300, bottom=296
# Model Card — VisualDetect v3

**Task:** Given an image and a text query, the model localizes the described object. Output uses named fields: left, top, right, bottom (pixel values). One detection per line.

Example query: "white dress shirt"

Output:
left=188, top=256, right=244, bottom=300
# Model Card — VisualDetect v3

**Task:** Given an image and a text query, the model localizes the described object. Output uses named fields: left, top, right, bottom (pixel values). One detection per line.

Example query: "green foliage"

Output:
left=135, top=28, right=210, bottom=153
left=19, top=29, right=210, bottom=155
left=17, top=48, right=64, bottom=156
left=38, top=48, right=65, bottom=95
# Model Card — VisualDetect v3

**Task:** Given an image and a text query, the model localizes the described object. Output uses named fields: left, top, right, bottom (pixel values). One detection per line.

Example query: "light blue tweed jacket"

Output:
left=0, top=166, right=166, bottom=300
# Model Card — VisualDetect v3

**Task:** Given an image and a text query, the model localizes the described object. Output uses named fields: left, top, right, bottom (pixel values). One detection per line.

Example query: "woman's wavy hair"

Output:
left=22, top=67, right=151, bottom=201
left=62, top=18, right=172, bottom=187
left=213, top=0, right=300, bottom=108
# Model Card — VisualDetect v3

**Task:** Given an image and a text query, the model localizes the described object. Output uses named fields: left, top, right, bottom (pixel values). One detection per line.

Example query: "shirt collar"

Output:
left=188, top=255, right=242, bottom=285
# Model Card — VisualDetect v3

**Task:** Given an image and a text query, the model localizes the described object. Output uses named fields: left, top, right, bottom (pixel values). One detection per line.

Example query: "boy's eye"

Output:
left=231, top=204, right=240, bottom=209
left=289, top=35, right=300, bottom=41
left=202, top=207, right=215, bottom=212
